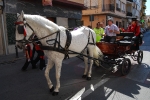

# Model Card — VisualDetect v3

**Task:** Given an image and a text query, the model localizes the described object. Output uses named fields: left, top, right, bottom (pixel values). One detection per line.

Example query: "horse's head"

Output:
left=15, top=11, right=33, bottom=49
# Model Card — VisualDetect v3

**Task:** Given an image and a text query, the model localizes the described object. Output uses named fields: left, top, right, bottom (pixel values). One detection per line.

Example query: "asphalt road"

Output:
left=0, top=30, right=150, bottom=100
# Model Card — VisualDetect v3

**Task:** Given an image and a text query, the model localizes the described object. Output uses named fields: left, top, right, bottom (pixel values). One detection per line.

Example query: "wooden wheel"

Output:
left=120, top=58, right=131, bottom=76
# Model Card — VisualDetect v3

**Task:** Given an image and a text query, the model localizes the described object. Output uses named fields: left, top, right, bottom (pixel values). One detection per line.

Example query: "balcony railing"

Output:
left=127, top=0, right=133, bottom=2
left=102, top=4, right=115, bottom=12
left=116, top=7, right=121, bottom=11
left=143, top=13, right=146, bottom=16
left=122, top=10, right=126, bottom=13
left=126, top=12, right=132, bottom=16
left=143, top=5, right=146, bottom=9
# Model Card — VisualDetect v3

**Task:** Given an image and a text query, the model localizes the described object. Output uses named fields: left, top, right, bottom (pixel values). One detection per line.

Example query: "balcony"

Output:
left=53, top=0, right=86, bottom=10
left=102, top=4, right=115, bottom=12
left=116, top=7, right=121, bottom=12
left=127, top=0, right=133, bottom=3
left=126, top=12, right=132, bottom=16
left=142, top=13, right=146, bottom=16
left=143, top=5, right=146, bottom=9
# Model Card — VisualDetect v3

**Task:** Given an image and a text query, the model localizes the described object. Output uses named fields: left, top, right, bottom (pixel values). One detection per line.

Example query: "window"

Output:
left=116, top=21, right=118, bottom=26
left=121, top=2, right=125, bottom=13
left=116, top=0, right=121, bottom=8
left=116, top=0, right=121, bottom=11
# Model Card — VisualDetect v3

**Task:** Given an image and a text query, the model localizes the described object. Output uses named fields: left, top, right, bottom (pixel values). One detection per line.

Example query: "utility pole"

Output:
left=89, top=0, right=93, bottom=28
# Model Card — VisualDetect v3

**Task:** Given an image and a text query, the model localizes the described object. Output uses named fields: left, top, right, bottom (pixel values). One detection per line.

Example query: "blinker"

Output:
left=17, top=25, right=24, bottom=34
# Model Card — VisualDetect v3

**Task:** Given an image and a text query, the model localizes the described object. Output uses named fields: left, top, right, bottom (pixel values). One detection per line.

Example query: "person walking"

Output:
left=93, top=22, right=105, bottom=42
left=104, top=18, right=120, bottom=43
left=32, top=35, right=46, bottom=70
left=21, top=44, right=36, bottom=71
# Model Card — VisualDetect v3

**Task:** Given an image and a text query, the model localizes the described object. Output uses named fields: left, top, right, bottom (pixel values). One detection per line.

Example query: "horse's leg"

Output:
left=52, top=59, right=63, bottom=96
left=87, top=46, right=94, bottom=80
left=45, top=59, right=54, bottom=92
left=82, top=49, right=89, bottom=78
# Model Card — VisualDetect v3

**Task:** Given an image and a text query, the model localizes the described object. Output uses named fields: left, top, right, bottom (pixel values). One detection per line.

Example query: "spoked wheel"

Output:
left=120, top=58, right=131, bottom=76
left=137, top=50, right=143, bottom=64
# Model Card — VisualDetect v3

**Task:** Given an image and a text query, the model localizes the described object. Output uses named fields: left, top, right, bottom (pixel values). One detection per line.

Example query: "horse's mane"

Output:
left=24, top=14, right=59, bottom=32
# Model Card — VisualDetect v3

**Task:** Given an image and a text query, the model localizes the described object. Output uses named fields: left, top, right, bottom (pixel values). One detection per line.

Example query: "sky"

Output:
left=146, top=0, right=150, bottom=15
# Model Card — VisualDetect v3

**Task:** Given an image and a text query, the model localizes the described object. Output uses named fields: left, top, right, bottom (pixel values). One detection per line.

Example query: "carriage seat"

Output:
left=117, top=32, right=134, bottom=41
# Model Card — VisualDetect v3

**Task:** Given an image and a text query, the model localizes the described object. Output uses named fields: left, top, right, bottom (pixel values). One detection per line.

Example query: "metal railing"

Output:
left=127, top=0, right=133, bottom=2
left=102, top=4, right=115, bottom=12
left=126, top=12, right=132, bottom=16
left=116, top=7, right=121, bottom=11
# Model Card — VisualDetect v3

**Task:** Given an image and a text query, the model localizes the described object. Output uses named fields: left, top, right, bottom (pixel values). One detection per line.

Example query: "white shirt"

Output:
left=105, top=24, right=119, bottom=36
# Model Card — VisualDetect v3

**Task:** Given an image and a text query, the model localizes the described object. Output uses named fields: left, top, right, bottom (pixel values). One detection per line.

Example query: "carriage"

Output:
left=95, top=32, right=143, bottom=75
left=15, top=11, right=144, bottom=95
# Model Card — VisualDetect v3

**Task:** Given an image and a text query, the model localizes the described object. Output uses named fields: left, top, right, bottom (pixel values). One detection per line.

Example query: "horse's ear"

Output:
left=20, top=11, right=24, bottom=18
left=17, top=13, right=20, bottom=17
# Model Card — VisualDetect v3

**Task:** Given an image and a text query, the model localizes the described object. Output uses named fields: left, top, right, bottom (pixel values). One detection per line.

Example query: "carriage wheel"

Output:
left=120, top=58, right=131, bottom=76
left=137, top=50, right=143, bottom=64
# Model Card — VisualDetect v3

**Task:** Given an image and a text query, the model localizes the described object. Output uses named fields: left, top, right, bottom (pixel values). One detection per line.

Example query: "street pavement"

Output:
left=0, top=30, right=150, bottom=100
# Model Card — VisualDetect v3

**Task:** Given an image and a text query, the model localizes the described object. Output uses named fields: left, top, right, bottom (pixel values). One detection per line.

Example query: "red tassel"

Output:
left=23, top=26, right=27, bottom=36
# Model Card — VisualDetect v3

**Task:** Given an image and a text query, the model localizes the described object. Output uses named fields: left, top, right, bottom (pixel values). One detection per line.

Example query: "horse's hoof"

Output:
left=52, top=92, right=59, bottom=96
left=49, top=86, right=54, bottom=92
left=82, top=75, right=87, bottom=78
left=86, top=77, right=91, bottom=80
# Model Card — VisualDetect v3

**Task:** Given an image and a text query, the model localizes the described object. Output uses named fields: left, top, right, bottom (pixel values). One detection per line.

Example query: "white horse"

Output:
left=15, top=11, right=103, bottom=95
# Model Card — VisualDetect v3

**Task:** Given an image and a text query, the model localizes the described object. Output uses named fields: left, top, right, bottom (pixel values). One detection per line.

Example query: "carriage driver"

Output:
left=104, top=18, right=120, bottom=43
left=127, top=17, right=141, bottom=50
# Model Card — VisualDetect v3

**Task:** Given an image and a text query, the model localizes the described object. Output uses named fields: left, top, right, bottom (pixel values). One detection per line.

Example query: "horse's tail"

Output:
left=93, top=45, right=103, bottom=66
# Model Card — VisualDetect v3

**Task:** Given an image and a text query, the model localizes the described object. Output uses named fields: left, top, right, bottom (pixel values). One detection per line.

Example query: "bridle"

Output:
left=15, top=18, right=35, bottom=44
left=15, top=17, right=60, bottom=44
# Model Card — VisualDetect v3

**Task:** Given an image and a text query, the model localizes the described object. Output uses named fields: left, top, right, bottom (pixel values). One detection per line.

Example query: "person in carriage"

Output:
left=104, top=18, right=120, bottom=43
left=127, top=17, right=141, bottom=50
left=93, top=22, right=105, bottom=42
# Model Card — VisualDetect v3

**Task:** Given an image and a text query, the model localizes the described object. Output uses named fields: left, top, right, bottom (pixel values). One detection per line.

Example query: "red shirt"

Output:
left=127, top=24, right=140, bottom=36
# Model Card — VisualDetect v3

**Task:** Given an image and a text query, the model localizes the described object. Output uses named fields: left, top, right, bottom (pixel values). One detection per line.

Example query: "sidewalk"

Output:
left=0, top=52, right=25, bottom=65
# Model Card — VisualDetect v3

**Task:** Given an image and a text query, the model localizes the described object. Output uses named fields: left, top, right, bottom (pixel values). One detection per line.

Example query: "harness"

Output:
left=15, top=18, right=95, bottom=59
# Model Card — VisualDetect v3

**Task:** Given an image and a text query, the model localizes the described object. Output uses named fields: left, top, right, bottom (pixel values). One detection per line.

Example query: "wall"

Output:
left=5, top=0, right=82, bottom=19
left=56, top=17, right=68, bottom=28
left=0, top=15, right=4, bottom=55
left=82, top=15, right=106, bottom=28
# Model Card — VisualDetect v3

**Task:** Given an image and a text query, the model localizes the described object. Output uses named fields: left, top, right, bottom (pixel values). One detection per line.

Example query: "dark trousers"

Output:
left=34, top=50, right=46, bottom=70
left=135, top=36, right=140, bottom=50
left=104, top=36, right=116, bottom=43
left=22, top=59, right=36, bottom=70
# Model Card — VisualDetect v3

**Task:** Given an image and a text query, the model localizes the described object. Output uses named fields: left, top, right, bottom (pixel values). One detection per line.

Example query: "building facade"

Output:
left=146, top=15, right=150, bottom=28
left=0, top=0, right=85, bottom=55
left=82, top=0, right=144, bottom=29
left=82, top=0, right=127, bottom=29
left=140, top=0, right=147, bottom=28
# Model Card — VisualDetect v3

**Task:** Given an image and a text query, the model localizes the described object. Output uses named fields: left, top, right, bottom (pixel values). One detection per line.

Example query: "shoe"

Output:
left=21, top=67, right=27, bottom=71
left=40, top=66, right=46, bottom=70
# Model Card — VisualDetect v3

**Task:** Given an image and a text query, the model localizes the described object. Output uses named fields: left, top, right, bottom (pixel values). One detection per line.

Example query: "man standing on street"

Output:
left=93, top=22, right=105, bottom=42
left=104, top=18, right=120, bottom=43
